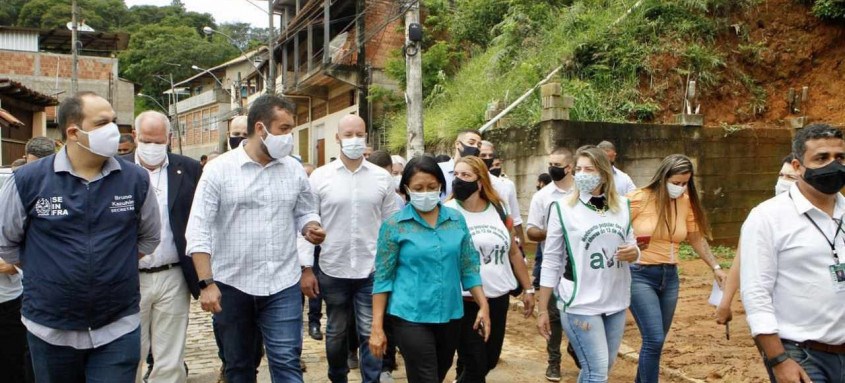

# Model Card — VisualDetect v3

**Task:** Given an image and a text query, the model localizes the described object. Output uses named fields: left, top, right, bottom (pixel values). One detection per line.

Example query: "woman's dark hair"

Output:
left=400, top=155, right=446, bottom=201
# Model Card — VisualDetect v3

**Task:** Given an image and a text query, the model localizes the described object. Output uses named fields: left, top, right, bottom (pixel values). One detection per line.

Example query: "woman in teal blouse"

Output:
left=369, top=155, right=491, bottom=383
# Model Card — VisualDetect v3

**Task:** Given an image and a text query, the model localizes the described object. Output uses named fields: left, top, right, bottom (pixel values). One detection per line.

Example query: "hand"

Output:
left=522, top=292, right=535, bottom=318
left=714, top=268, right=728, bottom=289
left=473, top=304, right=491, bottom=342
left=301, top=268, right=320, bottom=298
left=369, top=326, right=387, bottom=359
left=199, top=283, right=222, bottom=314
left=616, top=244, right=639, bottom=263
left=715, top=303, right=732, bottom=325
left=303, top=223, right=326, bottom=245
left=0, top=260, right=18, bottom=275
left=772, top=358, right=813, bottom=383
left=537, top=311, right=551, bottom=341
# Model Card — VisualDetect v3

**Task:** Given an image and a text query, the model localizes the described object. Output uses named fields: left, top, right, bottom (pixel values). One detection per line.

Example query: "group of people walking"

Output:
left=0, top=90, right=842, bottom=383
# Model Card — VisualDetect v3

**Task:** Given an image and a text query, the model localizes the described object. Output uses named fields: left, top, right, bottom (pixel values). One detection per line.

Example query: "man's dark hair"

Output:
left=400, top=155, right=447, bottom=201
left=25, top=137, right=56, bottom=159
left=57, top=91, right=98, bottom=141
left=434, top=154, right=451, bottom=163
left=119, top=134, right=134, bottom=144
left=456, top=129, right=482, bottom=142
left=368, top=150, right=392, bottom=168
left=792, top=124, right=843, bottom=163
left=247, top=95, right=296, bottom=137
left=782, top=153, right=795, bottom=164
left=538, top=173, right=552, bottom=185
left=200, top=154, right=208, bottom=161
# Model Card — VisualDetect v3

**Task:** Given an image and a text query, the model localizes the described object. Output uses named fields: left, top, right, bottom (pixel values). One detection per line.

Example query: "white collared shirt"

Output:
left=741, top=182, right=845, bottom=344
left=136, top=155, right=180, bottom=269
left=527, top=182, right=573, bottom=231
left=185, top=146, right=320, bottom=296
left=612, top=166, right=636, bottom=197
left=305, top=160, right=398, bottom=278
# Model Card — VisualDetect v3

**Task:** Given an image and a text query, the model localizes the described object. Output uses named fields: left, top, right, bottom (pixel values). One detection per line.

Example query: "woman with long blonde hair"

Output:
left=445, top=156, right=534, bottom=383
left=627, top=154, right=727, bottom=383
left=537, top=147, right=639, bottom=382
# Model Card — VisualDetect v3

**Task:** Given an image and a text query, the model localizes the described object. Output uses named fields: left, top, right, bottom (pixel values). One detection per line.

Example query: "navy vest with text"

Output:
left=14, top=154, right=149, bottom=331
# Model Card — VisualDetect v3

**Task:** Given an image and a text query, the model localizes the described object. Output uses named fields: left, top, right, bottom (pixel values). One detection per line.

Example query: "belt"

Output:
left=783, top=339, right=845, bottom=354
left=139, top=263, right=180, bottom=274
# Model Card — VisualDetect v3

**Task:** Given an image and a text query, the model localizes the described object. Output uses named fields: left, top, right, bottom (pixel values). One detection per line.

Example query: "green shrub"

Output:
left=812, top=0, right=845, bottom=19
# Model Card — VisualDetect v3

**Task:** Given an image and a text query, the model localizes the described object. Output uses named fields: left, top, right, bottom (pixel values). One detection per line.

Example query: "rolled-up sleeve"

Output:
left=137, top=180, right=161, bottom=255
left=526, top=193, right=545, bottom=230
left=540, top=201, right=566, bottom=288
left=373, top=221, right=399, bottom=294
left=295, top=168, right=320, bottom=233
left=458, top=219, right=482, bottom=290
left=186, top=167, right=220, bottom=256
left=740, top=207, right=779, bottom=337
left=505, top=181, right=523, bottom=226
left=297, top=234, right=315, bottom=267
left=0, top=176, right=27, bottom=264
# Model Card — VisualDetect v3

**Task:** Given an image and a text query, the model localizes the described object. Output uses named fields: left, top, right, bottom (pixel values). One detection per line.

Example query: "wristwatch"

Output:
left=764, top=352, right=790, bottom=368
left=524, top=288, right=536, bottom=295
left=713, top=264, right=722, bottom=271
left=198, top=278, right=216, bottom=290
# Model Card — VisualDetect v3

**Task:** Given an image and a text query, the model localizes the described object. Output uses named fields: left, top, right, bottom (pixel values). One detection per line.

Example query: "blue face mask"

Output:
left=408, top=190, right=440, bottom=212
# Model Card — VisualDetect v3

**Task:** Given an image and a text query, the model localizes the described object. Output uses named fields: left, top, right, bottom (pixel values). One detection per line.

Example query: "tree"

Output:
left=0, top=0, right=28, bottom=26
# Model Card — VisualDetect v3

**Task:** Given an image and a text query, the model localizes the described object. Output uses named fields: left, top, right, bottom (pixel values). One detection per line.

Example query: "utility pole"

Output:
left=404, top=0, right=424, bottom=157
left=71, top=0, right=79, bottom=94
left=356, top=0, right=369, bottom=136
left=169, top=73, right=183, bottom=154
left=267, top=0, right=276, bottom=94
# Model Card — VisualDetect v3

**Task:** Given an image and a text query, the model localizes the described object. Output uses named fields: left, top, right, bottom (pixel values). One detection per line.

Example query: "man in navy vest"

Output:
left=0, top=91, right=162, bottom=383
left=127, top=111, right=201, bottom=382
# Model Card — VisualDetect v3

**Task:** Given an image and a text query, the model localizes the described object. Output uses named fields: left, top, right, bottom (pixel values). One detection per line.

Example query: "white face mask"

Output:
left=408, top=190, right=440, bottom=212
left=340, top=137, right=367, bottom=160
left=136, top=142, right=168, bottom=167
left=260, top=125, right=293, bottom=159
left=393, top=175, right=402, bottom=191
left=775, top=178, right=794, bottom=195
left=76, top=122, right=120, bottom=158
left=667, top=183, right=686, bottom=199
left=574, top=172, right=602, bottom=196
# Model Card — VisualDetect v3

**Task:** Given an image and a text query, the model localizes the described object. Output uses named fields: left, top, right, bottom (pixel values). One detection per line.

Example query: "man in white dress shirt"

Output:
left=741, top=124, right=845, bottom=383
left=186, top=95, right=326, bottom=383
left=130, top=111, right=202, bottom=383
left=597, top=141, right=636, bottom=197
left=480, top=140, right=526, bottom=248
left=301, top=115, right=398, bottom=383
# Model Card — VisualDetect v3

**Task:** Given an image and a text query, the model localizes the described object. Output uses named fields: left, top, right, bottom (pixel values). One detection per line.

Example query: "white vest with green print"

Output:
left=551, top=197, right=634, bottom=316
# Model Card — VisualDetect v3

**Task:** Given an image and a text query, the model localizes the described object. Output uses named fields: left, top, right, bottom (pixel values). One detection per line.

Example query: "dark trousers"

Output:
left=212, top=315, right=264, bottom=372
left=391, top=315, right=460, bottom=383
left=0, top=297, right=33, bottom=383
left=308, top=262, right=323, bottom=327
left=455, top=295, right=510, bottom=383
left=382, top=316, right=397, bottom=372
left=547, top=298, right=563, bottom=366
left=27, top=327, right=140, bottom=383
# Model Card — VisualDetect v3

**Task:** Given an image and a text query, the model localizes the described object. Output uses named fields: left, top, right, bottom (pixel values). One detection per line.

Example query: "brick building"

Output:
left=0, top=78, right=58, bottom=165
left=0, top=26, right=134, bottom=139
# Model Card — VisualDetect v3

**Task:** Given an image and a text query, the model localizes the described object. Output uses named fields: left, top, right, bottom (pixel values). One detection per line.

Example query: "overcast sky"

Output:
left=124, top=0, right=270, bottom=27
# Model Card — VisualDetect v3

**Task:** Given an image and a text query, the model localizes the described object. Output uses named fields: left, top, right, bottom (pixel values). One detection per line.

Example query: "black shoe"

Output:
left=309, top=324, right=323, bottom=340
left=567, top=343, right=581, bottom=369
left=545, top=364, right=561, bottom=381
left=348, top=351, right=359, bottom=370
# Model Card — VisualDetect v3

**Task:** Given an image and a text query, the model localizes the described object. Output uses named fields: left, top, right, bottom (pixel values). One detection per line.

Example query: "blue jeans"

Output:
left=214, top=282, right=303, bottom=383
left=27, top=326, right=140, bottom=383
left=532, top=241, right=544, bottom=289
left=629, top=264, right=679, bottom=383
left=774, top=341, right=845, bottom=383
left=318, top=272, right=380, bottom=383
left=561, top=310, right=626, bottom=383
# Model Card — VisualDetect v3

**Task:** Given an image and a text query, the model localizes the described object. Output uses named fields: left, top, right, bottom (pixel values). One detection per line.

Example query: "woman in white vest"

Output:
left=444, top=156, right=535, bottom=383
left=537, top=147, right=640, bottom=383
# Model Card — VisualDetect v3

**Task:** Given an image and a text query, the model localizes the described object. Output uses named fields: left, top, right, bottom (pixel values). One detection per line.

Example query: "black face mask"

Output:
left=803, top=160, right=845, bottom=195
left=452, top=178, right=479, bottom=201
left=490, top=168, right=502, bottom=178
left=459, top=142, right=480, bottom=158
left=549, top=166, right=567, bottom=182
left=229, top=136, right=245, bottom=149
left=482, top=158, right=495, bottom=169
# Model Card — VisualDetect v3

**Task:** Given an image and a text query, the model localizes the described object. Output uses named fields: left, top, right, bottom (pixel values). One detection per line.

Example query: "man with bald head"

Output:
left=228, top=116, right=248, bottom=151
left=302, top=114, right=398, bottom=383
left=127, top=110, right=202, bottom=382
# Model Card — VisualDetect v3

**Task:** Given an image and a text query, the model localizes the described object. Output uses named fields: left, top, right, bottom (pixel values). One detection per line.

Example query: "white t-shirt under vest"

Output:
left=540, top=195, right=636, bottom=316
left=445, top=200, right=518, bottom=298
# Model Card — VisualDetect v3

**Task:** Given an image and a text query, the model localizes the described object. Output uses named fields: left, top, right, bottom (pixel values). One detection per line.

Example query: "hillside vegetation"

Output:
left=377, top=0, right=845, bottom=150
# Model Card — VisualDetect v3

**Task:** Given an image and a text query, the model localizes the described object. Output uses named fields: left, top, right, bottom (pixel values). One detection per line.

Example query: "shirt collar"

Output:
left=53, top=146, right=122, bottom=178
left=789, top=182, right=845, bottom=216
left=396, top=202, right=459, bottom=226
left=332, top=158, right=369, bottom=174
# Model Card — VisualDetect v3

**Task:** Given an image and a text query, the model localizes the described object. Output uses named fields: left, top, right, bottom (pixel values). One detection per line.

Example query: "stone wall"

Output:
left=484, top=120, right=794, bottom=245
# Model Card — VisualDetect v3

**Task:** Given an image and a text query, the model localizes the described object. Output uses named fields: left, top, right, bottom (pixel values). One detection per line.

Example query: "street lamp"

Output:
left=136, top=93, right=168, bottom=114
left=191, top=65, right=232, bottom=98
left=202, top=26, right=269, bottom=91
